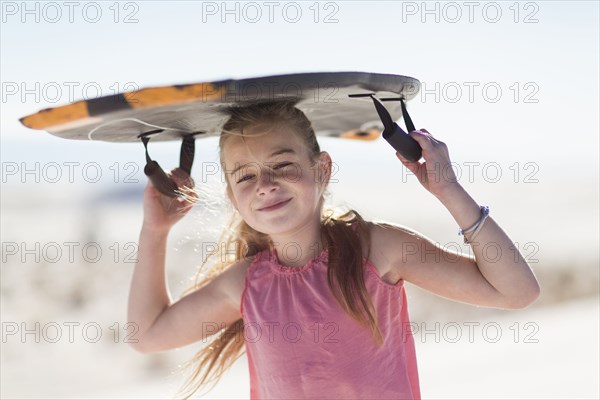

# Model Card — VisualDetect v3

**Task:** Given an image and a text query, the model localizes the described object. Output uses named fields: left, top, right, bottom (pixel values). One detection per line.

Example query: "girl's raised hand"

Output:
left=396, top=129, right=460, bottom=199
left=142, top=168, right=198, bottom=233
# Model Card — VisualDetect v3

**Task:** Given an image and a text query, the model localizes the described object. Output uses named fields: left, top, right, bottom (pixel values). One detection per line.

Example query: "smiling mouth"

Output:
left=258, top=198, right=292, bottom=211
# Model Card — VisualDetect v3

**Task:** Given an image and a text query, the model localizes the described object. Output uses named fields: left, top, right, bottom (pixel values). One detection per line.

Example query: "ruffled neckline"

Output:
left=267, top=247, right=328, bottom=274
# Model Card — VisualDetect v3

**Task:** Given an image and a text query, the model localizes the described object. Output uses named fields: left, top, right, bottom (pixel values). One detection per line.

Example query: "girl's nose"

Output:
left=256, top=168, right=279, bottom=194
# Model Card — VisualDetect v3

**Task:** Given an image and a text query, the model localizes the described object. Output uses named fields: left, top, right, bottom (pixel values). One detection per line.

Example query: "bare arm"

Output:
left=127, top=169, right=244, bottom=353
left=392, top=129, right=540, bottom=309
left=127, top=231, right=244, bottom=352
left=435, top=184, right=539, bottom=308
left=127, top=226, right=171, bottom=350
left=380, top=203, right=539, bottom=309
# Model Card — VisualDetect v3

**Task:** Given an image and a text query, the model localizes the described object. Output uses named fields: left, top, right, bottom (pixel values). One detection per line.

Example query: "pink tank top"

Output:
left=240, top=246, right=421, bottom=399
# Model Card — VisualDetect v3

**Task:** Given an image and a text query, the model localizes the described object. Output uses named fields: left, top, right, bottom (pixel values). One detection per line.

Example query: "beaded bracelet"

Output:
left=458, top=206, right=490, bottom=244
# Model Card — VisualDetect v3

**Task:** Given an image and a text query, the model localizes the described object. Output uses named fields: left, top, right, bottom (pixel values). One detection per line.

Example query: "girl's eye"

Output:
left=274, top=162, right=292, bottom=170
left=235, top=163, right=292, bottom=184
left=237, top=174, right=255, bottom=184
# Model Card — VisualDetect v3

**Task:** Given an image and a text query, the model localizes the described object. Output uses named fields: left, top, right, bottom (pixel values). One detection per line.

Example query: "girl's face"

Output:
left=222, top=124, right=331, bottom=236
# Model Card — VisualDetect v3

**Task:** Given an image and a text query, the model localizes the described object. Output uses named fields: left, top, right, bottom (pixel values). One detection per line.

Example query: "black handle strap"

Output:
left=141, top=133, right=196, bottom=197
left=399, top=98, right=416, bottom=134
left=370, top=95, right=422, bottom=162
left=179, top=135, right=195, bottom=176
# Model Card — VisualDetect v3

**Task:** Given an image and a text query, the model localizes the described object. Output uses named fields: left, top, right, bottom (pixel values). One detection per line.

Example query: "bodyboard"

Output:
left=19, top=72, right=420, bottom=143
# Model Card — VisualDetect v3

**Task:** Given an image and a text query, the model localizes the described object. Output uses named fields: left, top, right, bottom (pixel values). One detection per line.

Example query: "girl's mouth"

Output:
left=258, top=198, right=292, bottom=212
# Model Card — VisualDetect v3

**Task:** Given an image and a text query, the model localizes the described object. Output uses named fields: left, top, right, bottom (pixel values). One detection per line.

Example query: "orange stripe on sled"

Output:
left=340, top=128, right=381, bottom=141
left=19, top=101, right=89, bottom=130
left=124, top=83, right=225, bottom=108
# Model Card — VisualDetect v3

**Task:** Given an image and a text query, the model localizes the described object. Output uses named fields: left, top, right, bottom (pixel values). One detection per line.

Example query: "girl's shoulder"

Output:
left=365, top=220, right=424, bottom=247
left=215, top=256, right=255, bottom=316
left=362, top=220, right=422, bottom=285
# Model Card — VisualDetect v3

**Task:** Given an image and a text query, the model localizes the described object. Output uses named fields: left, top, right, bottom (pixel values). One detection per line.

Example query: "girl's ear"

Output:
left=318, top=151, right=332, bottom=188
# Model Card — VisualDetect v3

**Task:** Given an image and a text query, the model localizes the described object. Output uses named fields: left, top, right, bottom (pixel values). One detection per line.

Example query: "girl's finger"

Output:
left=396, top=152, right=421, bottom=176
left=396, top=152, right=407, bottom=162
left=408, top=130, right=435, bottom=149
left=396, top=152, right=416, bottom=165
left=170, top=170, right=195, bottom=189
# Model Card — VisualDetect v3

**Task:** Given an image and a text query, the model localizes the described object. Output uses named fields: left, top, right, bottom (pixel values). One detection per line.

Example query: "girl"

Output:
left=127, top=101, right=540, bottom=399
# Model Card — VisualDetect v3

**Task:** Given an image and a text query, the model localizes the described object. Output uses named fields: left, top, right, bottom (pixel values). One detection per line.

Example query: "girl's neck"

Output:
left=269, top=227, right=326, bottom=269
